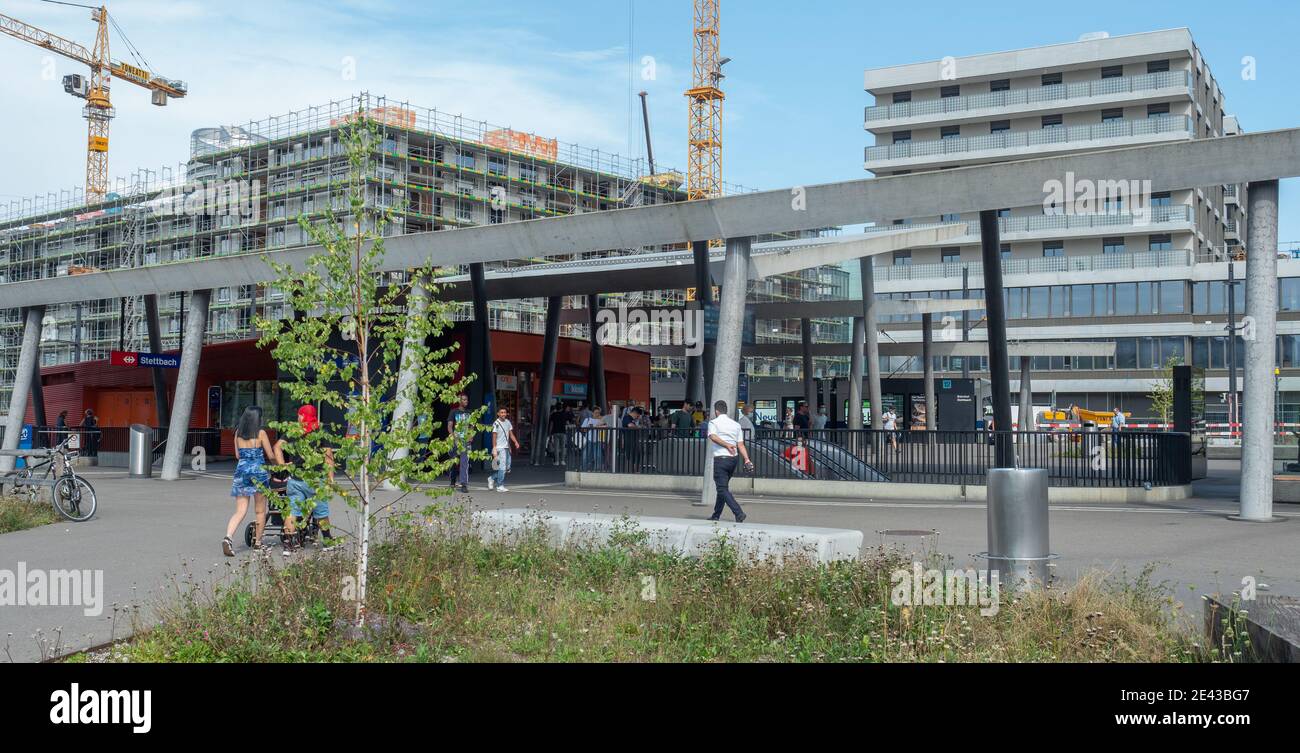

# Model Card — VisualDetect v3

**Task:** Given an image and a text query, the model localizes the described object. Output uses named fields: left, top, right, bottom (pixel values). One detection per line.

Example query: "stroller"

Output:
left=243, top=475, right=322, bottom=549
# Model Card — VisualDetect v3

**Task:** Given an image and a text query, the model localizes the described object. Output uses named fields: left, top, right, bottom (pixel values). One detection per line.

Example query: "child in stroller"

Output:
left=243, top=405, right=337, bottom=553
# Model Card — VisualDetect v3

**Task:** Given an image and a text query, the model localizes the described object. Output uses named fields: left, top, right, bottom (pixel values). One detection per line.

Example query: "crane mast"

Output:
left=685, top=0, right=723, bottom=201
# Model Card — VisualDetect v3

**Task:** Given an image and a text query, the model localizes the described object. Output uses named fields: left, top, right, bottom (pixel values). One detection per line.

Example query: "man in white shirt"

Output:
left=812, top=406, right=829, bottom=431
left=707, top=400, right=754, bottom=523
left=883, top=407, right=899, bottom=451
left=489, top=407, right=520, bottom=492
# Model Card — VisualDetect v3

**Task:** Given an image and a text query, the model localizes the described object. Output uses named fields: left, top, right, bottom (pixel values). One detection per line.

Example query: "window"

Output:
left=1101, top=65, right=1124, bottom=79
left=488, top=155, right=507, bottom=175
left=1094, top=284, right=1111, bottom=316
left=1116, top=338, right=1137, bottom=369
left=519, top=164, right=538, bottom=183
left=1101, top=108, right=1124, bottom=123
left=1160, top=281, right=1185, bottom=313
left=940, top=85, right=960, bottom=98
left=990, top=79, right=1010, bottom=92
left=1041, top=72, right=1062, bottom=86
left=1050, top=285, right=1068, bottom=317
left=1147, top=59, right=1170, bottom=74
left=940, top=212, right=960, bottom=222
left=892, top=130, right=912, bottom=144
left=940, top=125, right=961, bottom=139
left=1028, top=287, right=1049, bottom=317
left=1042, top=241, right=1064, bottom=257
left=1041, top=114, right=1063, bottom=128
left=893, top=250, right=912, bottom=266
left=990, top=120, right=1010, bottom=134
left=1147, top=102, right=1170, bottom=118
left=997, top=208, right=1011, bottom=218
left=455, top=151, right=476, bottom=169
left=1114, top=283, right=1138, bottom=315
left=1149, top=233, right=1172, bottom=251
left=1102, top=237, right=1126, bottom=255
left=892, top=91, right=911, bottom=104
left=1281, top=278, right=1300, bottom=311
left=941, top=247, right=961, bottom=263
left=1071, top=285, right=1093, bottom=317
left=999, top=243, right=1011, bottom=260
left=1151, top=191, right=1172, bottom=207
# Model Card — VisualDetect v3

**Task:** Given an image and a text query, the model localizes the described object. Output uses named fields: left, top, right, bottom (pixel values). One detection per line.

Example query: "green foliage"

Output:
left=1147, top=355, right=1184, bottom=424
left=252, top=108, right=486, bottom=625
left=0, top=495, right=60, bottom=534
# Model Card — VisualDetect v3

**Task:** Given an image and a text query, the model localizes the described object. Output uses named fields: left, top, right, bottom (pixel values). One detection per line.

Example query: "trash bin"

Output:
left=982, top=467, right=1054, bottom=590
left=128, top=424, right=152, bottom=478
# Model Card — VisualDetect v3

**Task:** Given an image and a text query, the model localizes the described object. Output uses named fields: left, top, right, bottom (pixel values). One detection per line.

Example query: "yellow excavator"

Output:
left=1038, top=405, right=1131, bottom=425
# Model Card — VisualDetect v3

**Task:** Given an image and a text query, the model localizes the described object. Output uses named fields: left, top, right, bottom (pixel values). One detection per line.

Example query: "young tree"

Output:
left=256, top=110, right=483, bottom=627
left=1147, top=355, right=1184, bottom=425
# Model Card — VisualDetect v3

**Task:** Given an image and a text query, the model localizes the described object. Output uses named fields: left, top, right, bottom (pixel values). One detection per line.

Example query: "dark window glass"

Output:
left=1147, top=60, right=1170, bottom=74
left=1115, top=282, right=1138, bottom=315
left=1101, top=65, right=1124, bottom=79
left=990, top=120, right=1011, bottom=133
left=1101, top=108, right=1124, bottom=122
left=893, top=91, right=911, bottom=103
left=1151, top=191, right=1172, bottom=206
left=1160, top=281, right=1184, bottom=313
left=1043, top=241, right=1064, bottom=257
left=1281, top=278, right=1300, bottom=312
left=1071, top=285, right=1092, bottom=317
left=941, top=125, right=961, bottom=139
left=1149, top=233, right=1173, bottom=251
left=1041, top=72, right=1062, bottom=86
left=1147, top=102, right=1170, bottom=117
left=999, top=243, right=1011, bottom=260
left=1103, top=237, right=1126, bottom=254
left=990, top=79, right=1010, bottom=92
left=940, top=85, right=960, bottom=98
left=1041, top=114, right=1064, bottom=128
left=893, top=130, right=912, bottom=144
left=1028, top=287, right=1049, bottom=317
left=941, top=247, right=961, bottom=263
left=1094, top=284, right=1110, bottom=315
left=1116, top=338, right=1137, bottom=369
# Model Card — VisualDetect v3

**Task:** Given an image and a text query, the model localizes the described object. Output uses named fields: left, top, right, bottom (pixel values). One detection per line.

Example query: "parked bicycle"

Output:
left=1, top=436, right=97, bottom=522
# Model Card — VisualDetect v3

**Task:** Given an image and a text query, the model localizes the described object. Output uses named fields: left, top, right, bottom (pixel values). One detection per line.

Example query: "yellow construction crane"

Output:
left=684, top=0, right=726, bottom=201
left=0, top=2, right=187, bottom=202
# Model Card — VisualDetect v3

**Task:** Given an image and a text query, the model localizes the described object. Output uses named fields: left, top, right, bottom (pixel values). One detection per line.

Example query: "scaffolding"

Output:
left=0, top=93, right=841, bottom=406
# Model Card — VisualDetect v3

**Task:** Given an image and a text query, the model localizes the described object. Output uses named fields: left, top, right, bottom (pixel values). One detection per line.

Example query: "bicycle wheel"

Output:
left=52, top=476, right=97, bottom=522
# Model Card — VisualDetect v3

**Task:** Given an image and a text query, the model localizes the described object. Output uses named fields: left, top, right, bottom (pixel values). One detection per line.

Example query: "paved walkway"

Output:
left=0, top=458, right=1294, bottom=662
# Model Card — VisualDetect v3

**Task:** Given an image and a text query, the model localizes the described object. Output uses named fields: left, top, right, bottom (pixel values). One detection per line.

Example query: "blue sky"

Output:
left=0, top=0, right=1294, bottom=239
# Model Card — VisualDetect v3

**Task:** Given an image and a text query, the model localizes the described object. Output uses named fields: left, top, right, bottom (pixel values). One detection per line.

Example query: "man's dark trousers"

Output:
left=711, top=455, right=744, bottom=520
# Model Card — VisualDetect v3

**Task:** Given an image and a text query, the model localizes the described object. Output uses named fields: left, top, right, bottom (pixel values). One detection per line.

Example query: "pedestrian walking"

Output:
left=446, top=394, right=473, bottom=492
left=223, top=406, right=274, bottom=557
left=489, top=407, right=520, bottom=492
left=707, top=400, right=753, bottom=523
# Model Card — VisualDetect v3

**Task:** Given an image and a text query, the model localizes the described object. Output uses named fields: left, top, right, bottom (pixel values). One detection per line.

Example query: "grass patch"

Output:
left=0, top=494, right=59, bottom=534
left=105, top=514, right=1211, bottom=663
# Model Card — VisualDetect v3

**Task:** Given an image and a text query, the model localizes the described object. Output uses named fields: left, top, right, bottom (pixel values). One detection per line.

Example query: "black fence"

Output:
left=26, top=426, right=222, bottom=461
left=564, top=427, right=1191, bottom=488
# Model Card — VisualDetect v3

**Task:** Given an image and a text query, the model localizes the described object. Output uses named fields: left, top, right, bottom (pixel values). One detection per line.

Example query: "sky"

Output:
left=0, top=0, right=1295, bottom=239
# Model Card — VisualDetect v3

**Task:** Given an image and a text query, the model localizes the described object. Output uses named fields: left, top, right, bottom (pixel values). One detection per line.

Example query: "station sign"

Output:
left=110, top=350, right=180, bottom=369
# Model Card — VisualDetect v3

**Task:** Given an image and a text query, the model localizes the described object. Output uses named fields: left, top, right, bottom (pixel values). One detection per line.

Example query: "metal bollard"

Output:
left=982, top=467, right=1054, bottom=590
left=128, top=424, right=152, bottom=478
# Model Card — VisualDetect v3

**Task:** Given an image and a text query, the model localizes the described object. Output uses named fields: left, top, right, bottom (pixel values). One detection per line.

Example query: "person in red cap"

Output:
left=271, top=404, right=338, bottom=549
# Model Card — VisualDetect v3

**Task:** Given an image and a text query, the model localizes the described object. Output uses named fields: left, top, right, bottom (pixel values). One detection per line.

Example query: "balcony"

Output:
left=874, top=248, right=1195, bottom=284
left=865, top=205, right=1194, bottom=247
left=864, top=116, right=1193, bottom=171
left=864, top=70, right=1192, bottom=128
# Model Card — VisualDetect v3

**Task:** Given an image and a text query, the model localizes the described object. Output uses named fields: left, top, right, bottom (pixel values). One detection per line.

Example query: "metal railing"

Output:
left=864, top=71, right=1192, bottom=122
left=874, top=248, right=1195, bottom=284
left=865, top=116, right=1193, bottom=163
left=25, top=426, right=222, bottom=460
left=566, top=427, right=1191, bottom=488
left=866, top=206, right=1192, bottom=242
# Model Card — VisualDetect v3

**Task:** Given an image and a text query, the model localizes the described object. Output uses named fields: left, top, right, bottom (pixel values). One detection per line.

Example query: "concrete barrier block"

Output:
left=473, top=508, right=863, bottom=564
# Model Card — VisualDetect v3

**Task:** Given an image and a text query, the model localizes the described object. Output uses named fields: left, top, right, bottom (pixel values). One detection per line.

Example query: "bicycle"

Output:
left=2, top=436, right=97, bottom=522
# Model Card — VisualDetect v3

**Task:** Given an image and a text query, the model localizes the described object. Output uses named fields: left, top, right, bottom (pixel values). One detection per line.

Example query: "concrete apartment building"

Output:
left=860, top=28, right=1300, bottom=424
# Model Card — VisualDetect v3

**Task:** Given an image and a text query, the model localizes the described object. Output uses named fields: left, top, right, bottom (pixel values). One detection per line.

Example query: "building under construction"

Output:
left=0, top=93, right=848, bottom=413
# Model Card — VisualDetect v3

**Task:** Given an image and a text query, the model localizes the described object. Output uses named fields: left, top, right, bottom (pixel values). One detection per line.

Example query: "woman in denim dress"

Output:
left=222, top=406, right=276, bottom=556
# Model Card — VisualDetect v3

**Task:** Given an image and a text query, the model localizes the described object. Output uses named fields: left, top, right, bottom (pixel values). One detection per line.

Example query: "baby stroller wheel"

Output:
left=244, top=521, right=256, bottom=548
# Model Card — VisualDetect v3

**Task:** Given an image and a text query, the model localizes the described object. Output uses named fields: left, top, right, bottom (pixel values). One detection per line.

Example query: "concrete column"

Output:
left=144, top=294, right=171, bottom=427
left=587, top=294, right=606, bottom=411
left=801, top=318, right=816, bottom=412
left=30, top=352, right=46, bottom=447
left=922, top=312, right=935, bottom=430
left=387, top=273, right=430, bottom=470
left=860, top=257, right=883, bottom=430
left=161, top=290, right=209, bottom=480
left=979, top=210, right=1014, bottom=467
left=1239, top=180, right=1281, bottom=522
left=685, top=240, right=714, bottom=407
left=1, top=307, right=44, bottom=474
left=468, top=263, right=495, bottom=419
left=961, top=267, right=972, bottom=380
left=848, top=316, right=865, bottom=429
left=532, top=296, right=562, bottom=464
left=1019, top=357, right=1033, bottom=432
left=699, top=236, right=751, bottom=508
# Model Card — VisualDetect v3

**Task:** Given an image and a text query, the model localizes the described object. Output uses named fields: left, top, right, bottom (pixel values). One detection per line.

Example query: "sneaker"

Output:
left=221, top=537, right=235, bottom=557
left=487, top=477, right=495, bottom=490
left=497, top=485, right=510, bottom=492
left=736, top=513, right=747, bottom=524
left=458, top=484, right=469, bottom=493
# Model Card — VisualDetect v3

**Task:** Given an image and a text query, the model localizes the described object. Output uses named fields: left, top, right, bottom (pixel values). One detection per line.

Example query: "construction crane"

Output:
left=684, top=0, right=727, bottom=201
left=0, top=2, right=188, bottom=203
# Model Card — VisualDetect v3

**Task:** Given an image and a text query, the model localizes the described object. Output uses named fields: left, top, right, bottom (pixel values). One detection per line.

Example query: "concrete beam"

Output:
left=634, top=340, right=1115, bottom=358
left=9, top=128, right=1299, bottom=309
